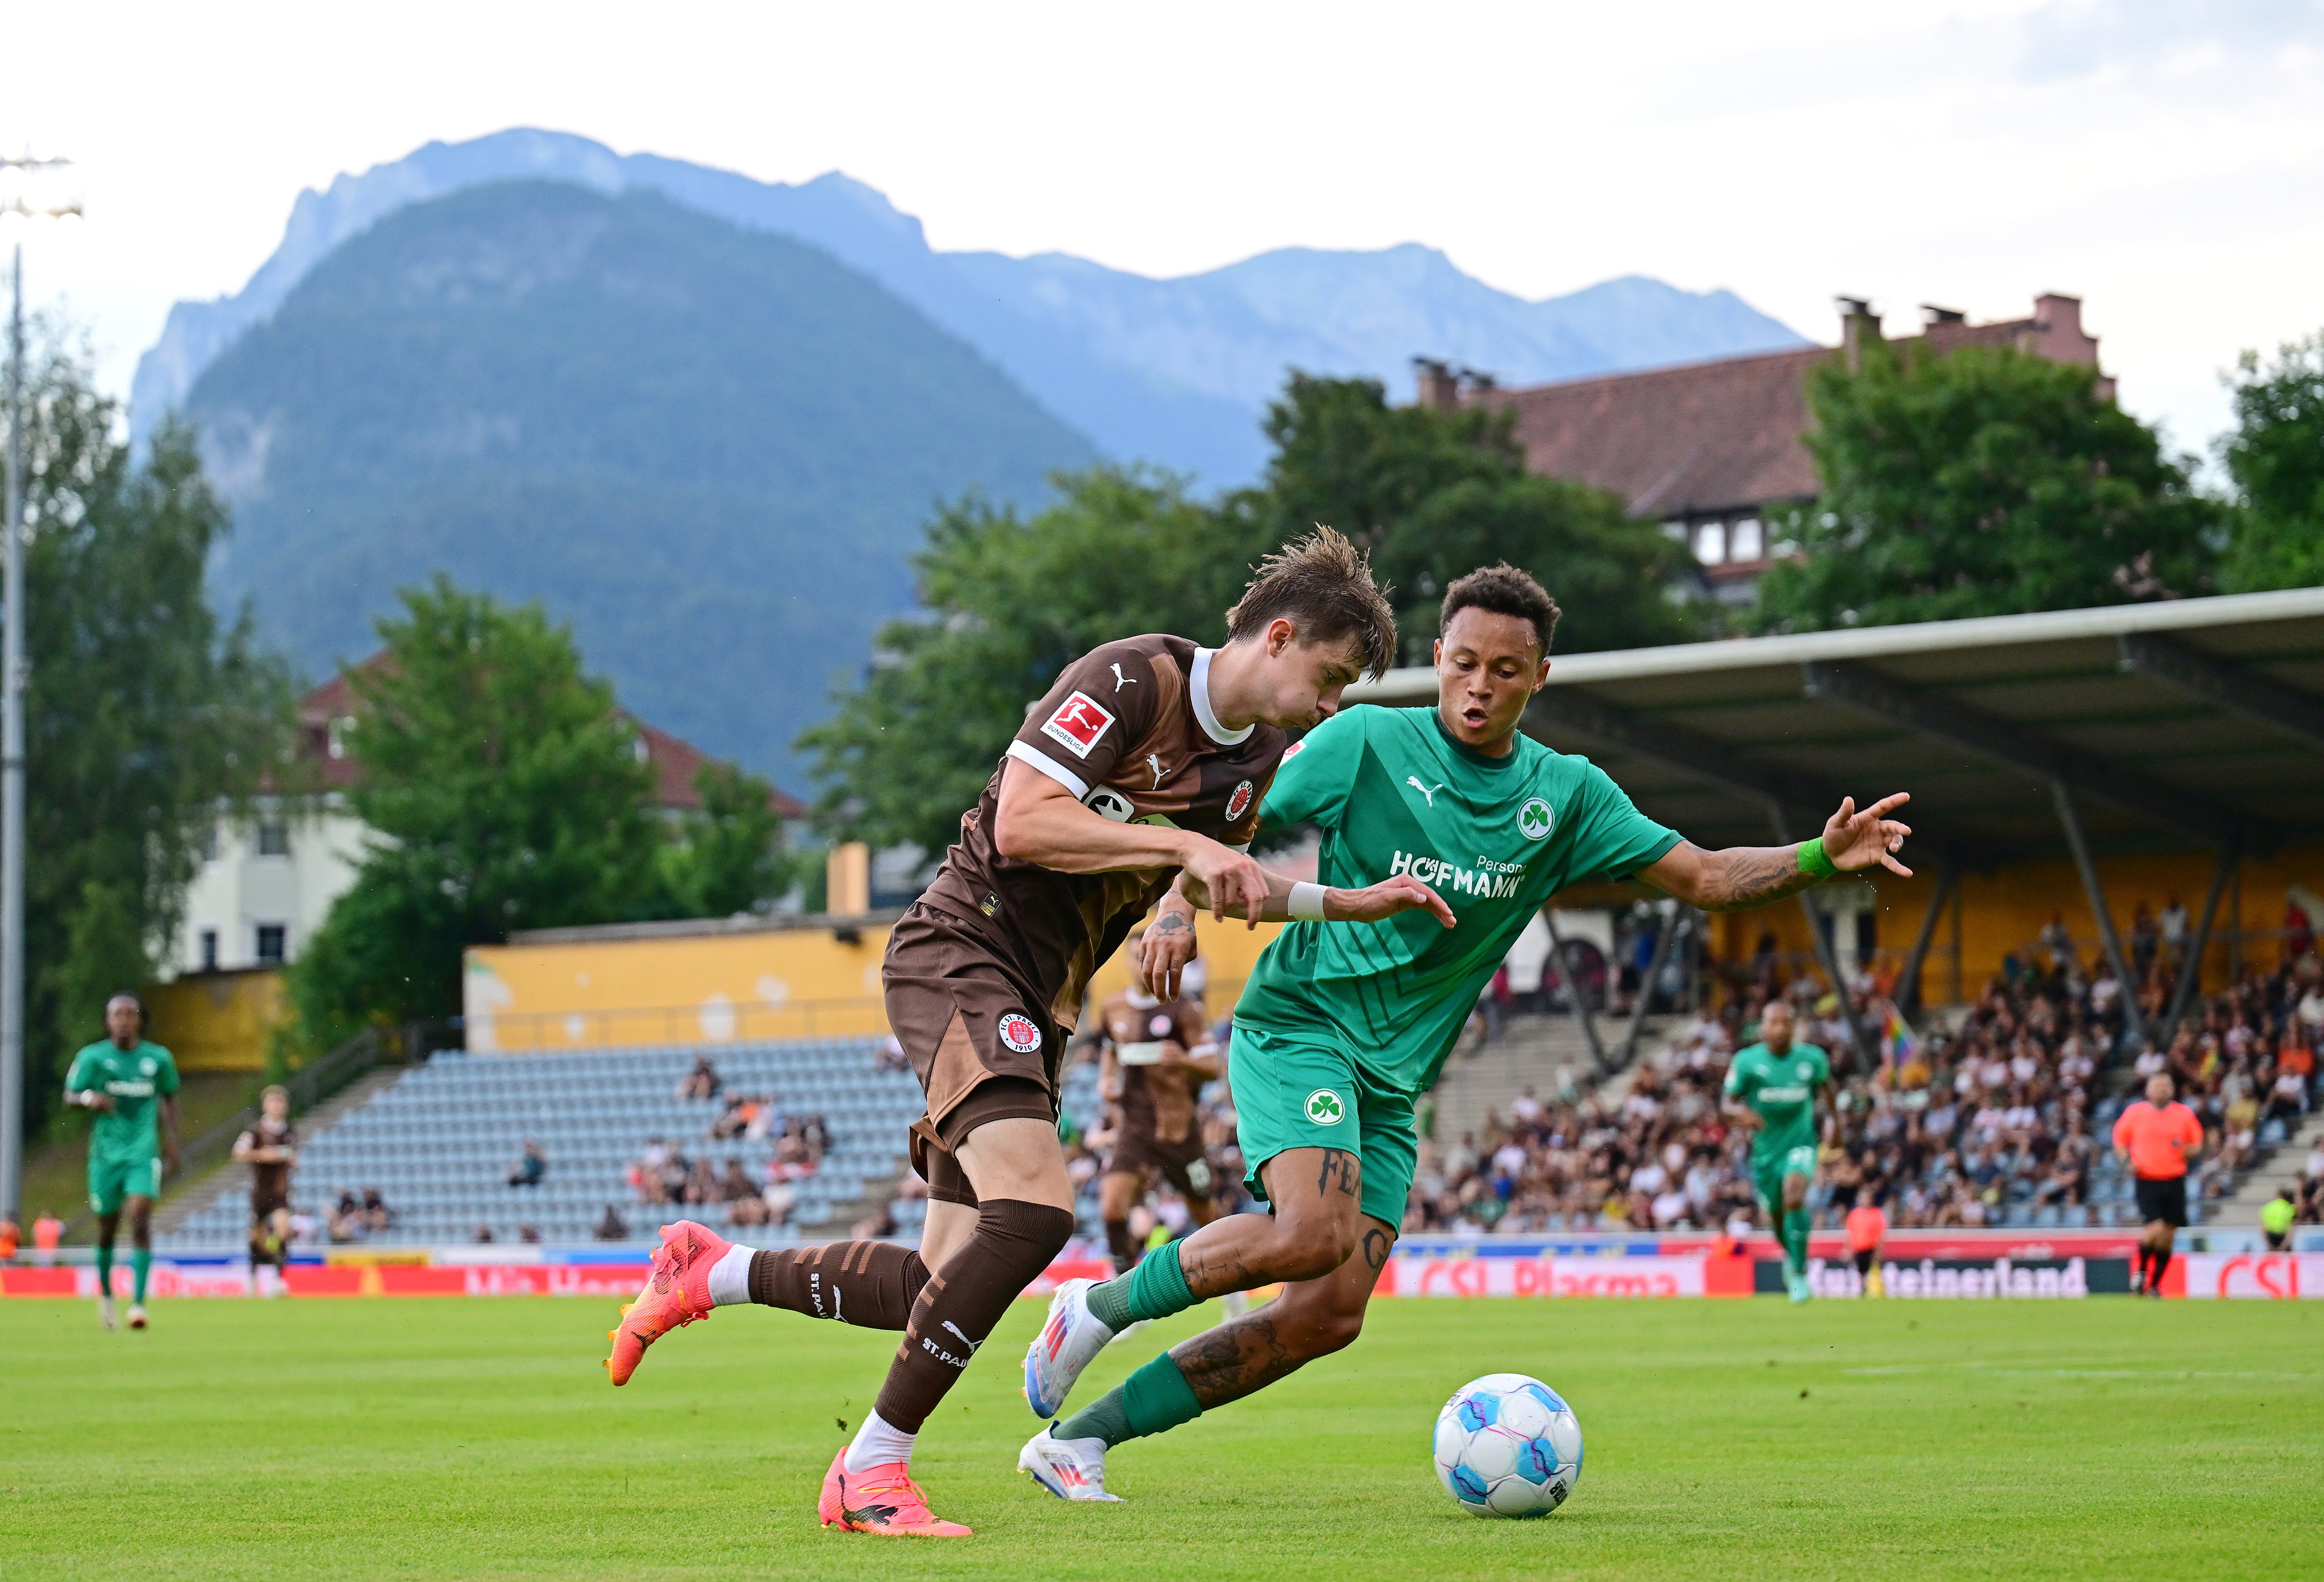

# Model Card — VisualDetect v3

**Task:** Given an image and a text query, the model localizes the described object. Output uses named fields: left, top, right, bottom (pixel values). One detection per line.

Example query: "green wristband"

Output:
left=1797, top=837, right=1838, bottom=880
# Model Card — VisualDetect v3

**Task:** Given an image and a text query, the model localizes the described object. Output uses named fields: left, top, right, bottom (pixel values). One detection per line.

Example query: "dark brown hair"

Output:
left=1439, top=563, right=1562, bottom=658
left=1225, top=527, right=1397, bottom=679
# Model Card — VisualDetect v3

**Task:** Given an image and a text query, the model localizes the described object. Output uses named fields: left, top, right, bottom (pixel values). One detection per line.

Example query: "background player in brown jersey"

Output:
left=232, top=1086, right=297, bottom=1297
left=1093, top=924, right=1229, bottom=1277
left=606, top=528, right=1454, bottom=1535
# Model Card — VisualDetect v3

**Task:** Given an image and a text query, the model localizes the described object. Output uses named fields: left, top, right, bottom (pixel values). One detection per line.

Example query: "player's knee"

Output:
left=1267, top=1220, right=1357, bottom=1283
left=1302, top=1306, right=1366, bottom=1357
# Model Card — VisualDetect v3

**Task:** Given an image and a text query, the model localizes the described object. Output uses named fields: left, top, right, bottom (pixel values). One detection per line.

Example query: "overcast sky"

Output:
left=7, top=0, right=2321, bottom=463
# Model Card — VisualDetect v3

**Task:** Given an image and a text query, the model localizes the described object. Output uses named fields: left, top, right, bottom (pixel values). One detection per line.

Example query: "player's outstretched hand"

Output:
left=1334, top=875, right=1458, bottom=929
left=1179, top=838, right=1273, bottom=928
left=1821, top=793, right=1913, bottom=877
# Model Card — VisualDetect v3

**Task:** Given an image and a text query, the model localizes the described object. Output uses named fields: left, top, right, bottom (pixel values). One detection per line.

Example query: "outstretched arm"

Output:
left=1139, top=870, right=1457, bottom=997
left=1641, top=794, right=1913, bottom=912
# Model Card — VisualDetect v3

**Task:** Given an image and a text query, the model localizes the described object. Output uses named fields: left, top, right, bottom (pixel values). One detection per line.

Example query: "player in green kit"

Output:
left=64, top=993, right=181, bottom=1329
left=1723, top=998, right=1832, bottom=1302
left=1017, top=565, right=1913, bottom=1498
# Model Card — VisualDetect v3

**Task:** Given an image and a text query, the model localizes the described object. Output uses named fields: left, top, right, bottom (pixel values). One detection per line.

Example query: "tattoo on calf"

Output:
left=1172, top=1315, right=1305, bottom=1409
left=1361, top=1228, right=1391, bottom=1271
left=1315, top=1149, right=1359, bottom=1200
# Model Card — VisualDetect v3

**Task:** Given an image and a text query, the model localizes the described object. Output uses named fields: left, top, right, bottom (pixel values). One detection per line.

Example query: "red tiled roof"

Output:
left=1475, top=295, right=2106, bottom=520
left=297, top=661, right=804, bottom=818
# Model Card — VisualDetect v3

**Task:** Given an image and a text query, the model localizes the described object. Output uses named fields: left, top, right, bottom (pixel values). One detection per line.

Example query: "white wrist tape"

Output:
left=1288, top=881, right=1328, bottom=921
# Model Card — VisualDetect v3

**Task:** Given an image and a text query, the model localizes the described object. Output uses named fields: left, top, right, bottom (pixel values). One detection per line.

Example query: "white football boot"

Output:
left=127, top=1304, right=150, bottom=1329
left=97, top=1295, right=118, bottom=1330
left=1019, top=1424, right=1123, bottom=1502
left=1023, top=1277, right=1115, bottom=1418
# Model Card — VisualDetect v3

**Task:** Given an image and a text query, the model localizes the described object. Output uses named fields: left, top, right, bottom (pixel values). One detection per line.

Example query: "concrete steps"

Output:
left=1426, top=1012, right=1676, bottom=1145
left=2212, top=1109, right=2324, bottom=1225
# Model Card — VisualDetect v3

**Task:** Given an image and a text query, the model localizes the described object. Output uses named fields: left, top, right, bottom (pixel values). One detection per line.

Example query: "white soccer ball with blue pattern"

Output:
left=1432, top=1373, right=1584, bottom=1518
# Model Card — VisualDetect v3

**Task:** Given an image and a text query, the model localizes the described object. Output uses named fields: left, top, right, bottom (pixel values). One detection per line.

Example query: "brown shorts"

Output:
left=887, top=902, right=1063, bottom=1208
left=250, top=1192, right=289, bottom=1221
left=1107, top=1127, right=1218, bottom=1201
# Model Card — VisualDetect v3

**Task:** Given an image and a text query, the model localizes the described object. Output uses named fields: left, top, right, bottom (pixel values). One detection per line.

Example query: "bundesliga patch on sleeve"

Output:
left=1041, top=691, right=1117, bottom=759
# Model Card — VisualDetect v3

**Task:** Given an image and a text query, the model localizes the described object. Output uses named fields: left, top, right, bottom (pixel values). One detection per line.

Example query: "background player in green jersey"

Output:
left=1722, top=998, right=1833, bottom=1303
left=64, top=993, right=181, bottom=1329
left=1019, top=564, right=1912, bottom=1496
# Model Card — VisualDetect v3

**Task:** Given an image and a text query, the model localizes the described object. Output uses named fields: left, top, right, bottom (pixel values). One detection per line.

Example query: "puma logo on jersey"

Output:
left=1406, top=776, right=1446, bottom=807
left=1110, top=663, right=1137, bottom=692
left=1147, top=753, right=1166, bottom=789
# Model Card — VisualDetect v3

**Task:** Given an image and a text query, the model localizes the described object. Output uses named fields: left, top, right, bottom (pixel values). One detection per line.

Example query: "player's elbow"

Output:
left=992, top=799, right=1052, bottom=864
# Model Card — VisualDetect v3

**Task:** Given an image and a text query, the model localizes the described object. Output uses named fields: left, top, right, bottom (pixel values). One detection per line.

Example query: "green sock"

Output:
left=1055, top=1385, right=1134, bottom=1447
left=1780, top=1211, right=1809, bottom=1277
left=132, top=1248, right=152, bottom=1304
left=1086, top=1242, right=1198, bottom=1331
left=95, top=1243, right=115, bottom=1298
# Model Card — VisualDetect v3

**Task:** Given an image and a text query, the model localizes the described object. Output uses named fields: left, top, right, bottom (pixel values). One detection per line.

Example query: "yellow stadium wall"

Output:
left=465, top=913, right=1285, bottom=1052
left=143, top=968, right=286, bottom=1071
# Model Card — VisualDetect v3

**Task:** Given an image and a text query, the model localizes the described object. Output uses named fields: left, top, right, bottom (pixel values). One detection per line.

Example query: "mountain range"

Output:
left=143, top=128, right=1811, bottom=780
left=140, top=128, right=1807, bottom=487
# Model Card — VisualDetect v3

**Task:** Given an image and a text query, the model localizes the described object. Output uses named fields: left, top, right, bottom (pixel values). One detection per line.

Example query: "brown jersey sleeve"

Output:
left=1169, top=999, right=1214, bottom=1053
left=1004, top=641, right=1164, bottom=802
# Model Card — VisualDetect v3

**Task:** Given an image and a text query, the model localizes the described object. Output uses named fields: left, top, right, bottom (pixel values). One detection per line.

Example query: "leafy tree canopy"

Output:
left=1752, top=343, right=2220, bottom=633
left=2217, top=331, right=2324, bottom=593
left=12, top=328, right=293, bottom=1136
left=289, top=577, right=792, bottom=1049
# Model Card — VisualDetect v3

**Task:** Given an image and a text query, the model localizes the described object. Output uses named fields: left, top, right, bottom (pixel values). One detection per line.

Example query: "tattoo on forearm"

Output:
left=1316, top=1149, right=1359, bottom=1200
left=1361, top=1228, right=1391, bottom=1271
left=1698, top=845, right=1818, bottom=911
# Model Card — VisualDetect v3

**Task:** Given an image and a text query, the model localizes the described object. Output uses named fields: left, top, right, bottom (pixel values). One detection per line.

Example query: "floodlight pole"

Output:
left=1, top=240, right=23, bottom=1224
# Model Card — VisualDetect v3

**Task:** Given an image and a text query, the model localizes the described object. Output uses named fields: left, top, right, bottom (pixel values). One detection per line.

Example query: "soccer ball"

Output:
left=1432, top=1373, right=1584, bottom=1518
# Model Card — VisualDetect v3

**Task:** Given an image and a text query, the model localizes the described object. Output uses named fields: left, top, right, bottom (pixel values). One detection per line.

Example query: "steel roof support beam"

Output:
left=2155, top=843, right=2238, bottom=1052
left=1894, top=861, right=1959, bottom=1019
left=2117, top=633, right=2324, bottom=753
left=1541, top=908, right=1609, bottom=1076
left=2050, top=780, right=2149, bottom=1054
left=1768, top=807, right=1879, bottom=1072
left=1617, top=904, right=1684, bottom=1071
left=1801, top=660, right=2252, bottom=848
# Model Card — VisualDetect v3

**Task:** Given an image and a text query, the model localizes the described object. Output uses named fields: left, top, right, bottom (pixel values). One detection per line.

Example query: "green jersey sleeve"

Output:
left=1258, top=709, right=1370, bottom=832
left=152, top=1045, right=180, bottom=1097
left=1565, top=761, right=1683, bottom=883
left=64, top=1043, right=99, bottom=1095
left=1723, top=1050, right=1755, bottom=1098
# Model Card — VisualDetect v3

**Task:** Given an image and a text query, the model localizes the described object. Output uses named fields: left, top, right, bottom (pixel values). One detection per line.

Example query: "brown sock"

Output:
left=1104, top=1217, right=1137, bottom=1276
left=749, top=1241, right=930, bottom=1329
left=873, top=1198, right=1076, bottom=1433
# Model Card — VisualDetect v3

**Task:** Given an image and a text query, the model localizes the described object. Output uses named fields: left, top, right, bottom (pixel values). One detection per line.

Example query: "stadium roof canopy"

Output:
left=1347, top=587, right=2324, bottom=869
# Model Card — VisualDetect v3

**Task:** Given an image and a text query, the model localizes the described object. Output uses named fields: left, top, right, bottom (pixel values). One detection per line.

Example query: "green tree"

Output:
left=1753, top=343, right=2219, bottom=632
left=1235, top=375, right=1698, bottom=662
left=11, top=329, right=292, bottom=1135
left=648, top=761, right=792, bottom=919
left=2218, top=331, right=2324, bottom=591
left=287, top=577, right=663, bottom=1048
left=800, top=467, right=1256, bottom=855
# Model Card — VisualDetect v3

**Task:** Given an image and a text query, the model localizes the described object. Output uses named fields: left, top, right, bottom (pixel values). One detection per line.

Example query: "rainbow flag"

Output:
left=1881, top=1003, right=1916, bottom=1069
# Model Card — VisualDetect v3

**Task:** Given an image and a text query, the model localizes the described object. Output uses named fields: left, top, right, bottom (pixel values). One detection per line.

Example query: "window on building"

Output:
left=256, top=818, right=290, bottom=858
left=200, top=930, right=218, bottom=973
left=1692, top=521, right=1727, bottom=566
left=1730, top=517, right=1764, bottom=561
left=1661, top=520, right=1687, bottom=542
left=255, top=924, right=287, bottom=965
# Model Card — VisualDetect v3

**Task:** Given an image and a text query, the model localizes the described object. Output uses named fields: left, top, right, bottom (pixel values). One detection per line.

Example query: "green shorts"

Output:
left=1228, top=1021, right=1416, bottom=1230
left=1751, top=1141, right=1817, bottom=1213
left=89, top=1150, right=162, bottom=1216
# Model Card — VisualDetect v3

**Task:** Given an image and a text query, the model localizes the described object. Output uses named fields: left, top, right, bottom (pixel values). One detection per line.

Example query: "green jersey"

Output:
left=1236, top=705, right=1680, bottom=1096
left=65, top=1039, right=180, bottom=1160
left=1723, top=1040, right=1829, bottom=1158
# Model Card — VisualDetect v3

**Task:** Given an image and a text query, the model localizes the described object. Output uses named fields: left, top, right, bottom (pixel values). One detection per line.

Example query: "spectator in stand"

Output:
left=769, top=1122, right=819, bottom=1182
left=507, top=1141, right=549, bottom=1188
left=328, top=1190, right=369, bottom=1244
left=2261, top=1188, right=2296, bottom=1252
left=721, top=1158, right=759, bottom=1204
left=519, top=1225, right=542, bottom=1244
left=473, top=1225, right=495, bottom=1244
left=874, top=1033, right=911, bottom=1073
left=0, top=1213, right=17, bottom=1263
left=676, top=1055, right=723, bottom=1102
left=361, top=1188, right=393, bottom=1231
left=595, top=1204, right=631, bottom=1241
left=32, top=1210, right=63, bottom=1266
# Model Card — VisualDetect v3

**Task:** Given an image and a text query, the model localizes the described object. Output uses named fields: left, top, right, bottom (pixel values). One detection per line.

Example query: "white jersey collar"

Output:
left=1190, top=646, right=1254, bottom=747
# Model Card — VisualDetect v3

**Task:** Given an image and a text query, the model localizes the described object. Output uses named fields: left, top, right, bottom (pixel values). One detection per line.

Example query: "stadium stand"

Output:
left=161, top=1040, right=925, bottom=1248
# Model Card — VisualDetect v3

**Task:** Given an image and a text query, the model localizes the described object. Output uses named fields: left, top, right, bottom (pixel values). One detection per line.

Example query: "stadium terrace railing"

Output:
left=468, top=997, right=892, bottom=1052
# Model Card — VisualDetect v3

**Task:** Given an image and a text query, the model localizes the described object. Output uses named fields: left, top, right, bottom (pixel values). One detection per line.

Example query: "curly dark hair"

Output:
left=1438, top=563, right=1562, bottom=657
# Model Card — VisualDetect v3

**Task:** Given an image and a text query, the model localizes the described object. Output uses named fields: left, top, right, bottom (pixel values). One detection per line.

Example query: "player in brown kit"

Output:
left=1090, top=923, right=1230, bottom=1276
left=232, top=1086, right=297, bottom=1296
left=604, top=528, right=1454, bottom=1535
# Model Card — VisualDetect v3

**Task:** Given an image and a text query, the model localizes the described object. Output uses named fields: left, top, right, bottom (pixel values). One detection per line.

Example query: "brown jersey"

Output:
left=238, top=1114, right=296, bottom=1204
left=919, top=635, right=1286, bottom=1028
left=1098, top=989, right=1214, bottom=1145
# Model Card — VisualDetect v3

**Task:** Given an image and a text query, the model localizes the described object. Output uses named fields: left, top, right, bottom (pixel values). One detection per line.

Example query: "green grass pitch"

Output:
left=2, top=1292, right=2318, bottom=1580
